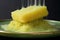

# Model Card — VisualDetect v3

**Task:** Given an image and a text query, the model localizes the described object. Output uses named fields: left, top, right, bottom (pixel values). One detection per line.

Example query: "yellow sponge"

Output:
left=6, top=20, right=22, bottom=31
left=11, top=6, right=48, bottom=23
left=5, top=20, right=57, bottom=32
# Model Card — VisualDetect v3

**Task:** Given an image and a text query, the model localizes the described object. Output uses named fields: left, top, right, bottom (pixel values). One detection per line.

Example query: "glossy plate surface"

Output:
left=0, top=19, right=60, bottom=38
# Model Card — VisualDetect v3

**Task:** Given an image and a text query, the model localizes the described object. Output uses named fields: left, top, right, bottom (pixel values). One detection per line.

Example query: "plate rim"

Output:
left=0, top=19, right=60, bottom=35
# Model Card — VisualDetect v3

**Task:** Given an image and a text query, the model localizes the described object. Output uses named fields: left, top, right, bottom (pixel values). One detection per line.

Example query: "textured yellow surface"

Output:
left=5, top=6, right=57, bottom=32
left=11, top=6, right=48, bottom=23
left=5, top=19, right=57, bottom=32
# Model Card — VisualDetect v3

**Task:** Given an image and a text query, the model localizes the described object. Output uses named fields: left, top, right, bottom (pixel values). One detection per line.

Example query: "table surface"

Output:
left=0, top=35, right=60, bottom=39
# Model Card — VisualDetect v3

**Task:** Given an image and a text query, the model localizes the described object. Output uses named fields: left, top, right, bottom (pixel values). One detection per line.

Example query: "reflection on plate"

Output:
left=0, top=19, right=60, bottom=38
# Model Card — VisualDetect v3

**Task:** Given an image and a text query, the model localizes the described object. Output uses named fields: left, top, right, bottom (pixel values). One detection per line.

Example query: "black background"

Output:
left=0, top=0, right=60, bottom=21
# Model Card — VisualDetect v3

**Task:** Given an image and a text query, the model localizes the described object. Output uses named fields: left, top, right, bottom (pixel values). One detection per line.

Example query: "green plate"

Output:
left=0, top=19, right=60, bottom=38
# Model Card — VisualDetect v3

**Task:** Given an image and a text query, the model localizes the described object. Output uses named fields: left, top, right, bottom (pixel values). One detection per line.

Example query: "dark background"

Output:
left=0, top=0, right=60, bottom=21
